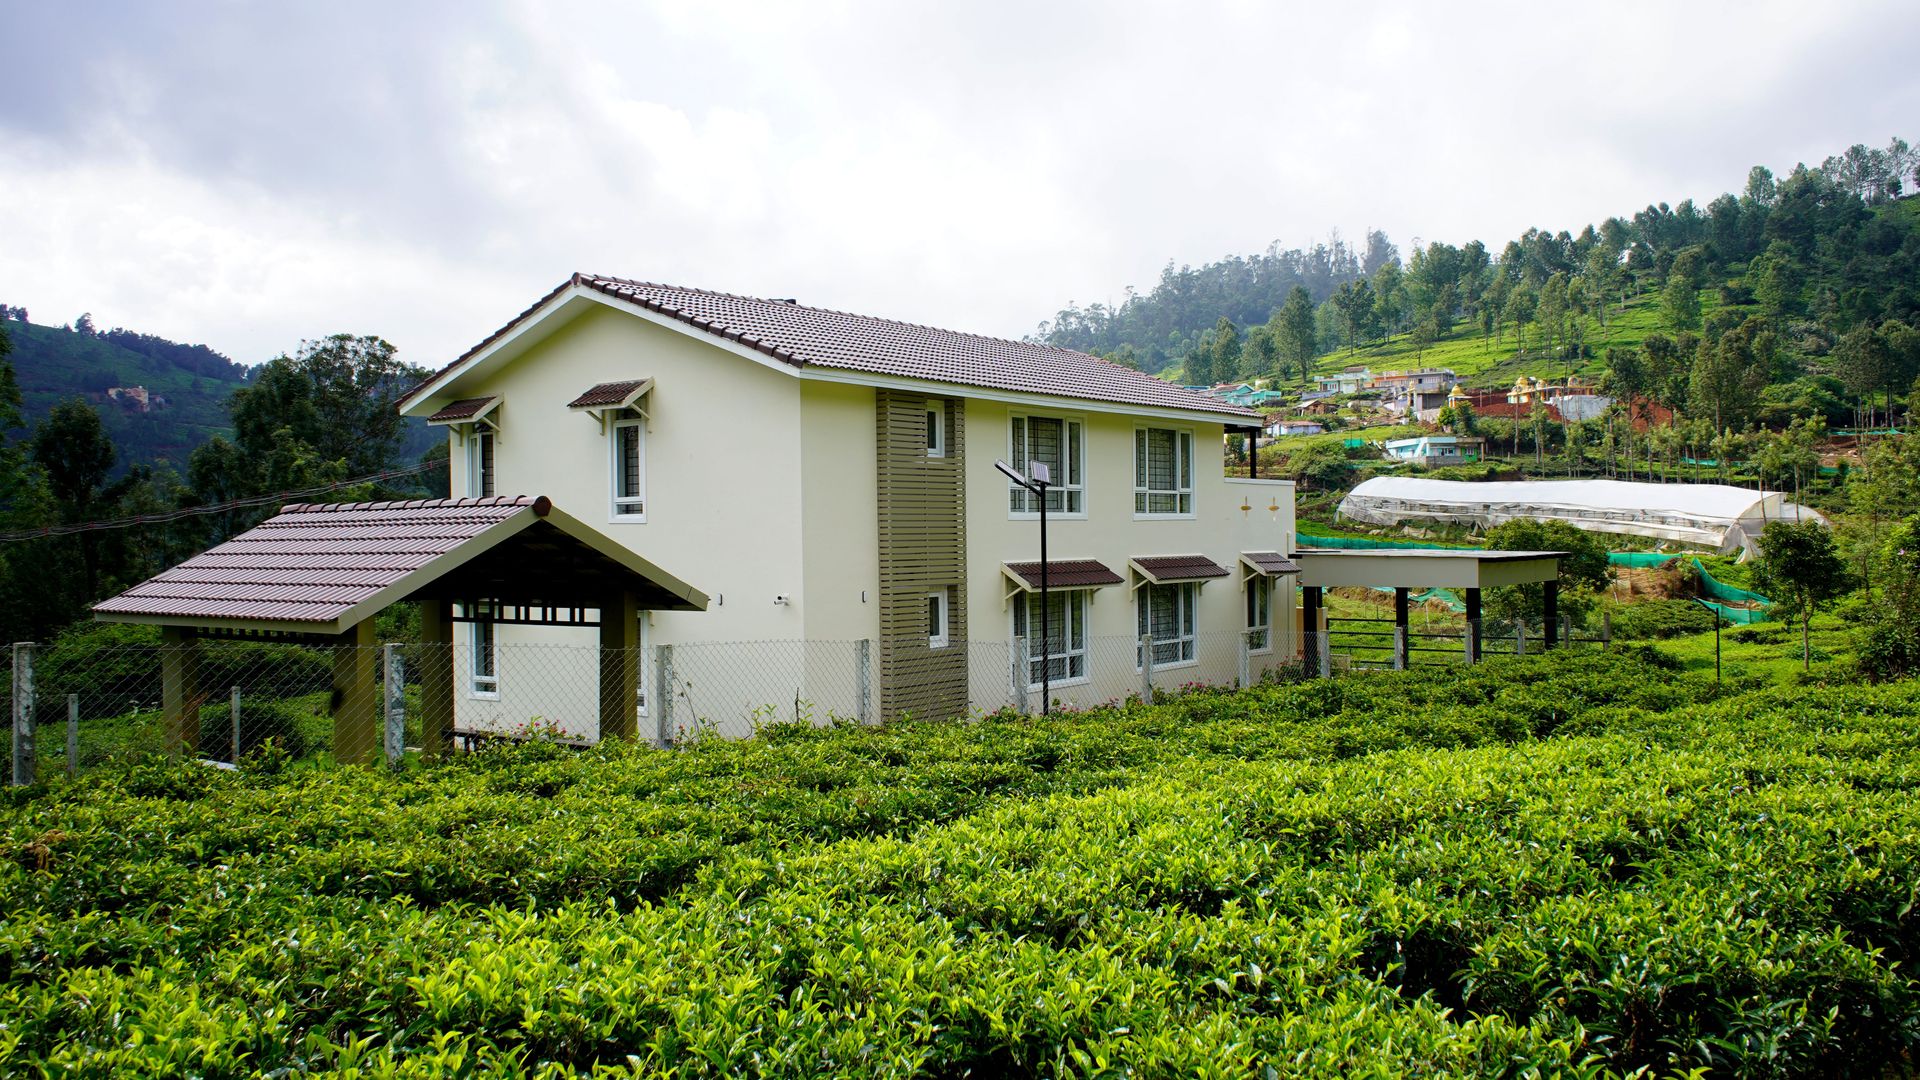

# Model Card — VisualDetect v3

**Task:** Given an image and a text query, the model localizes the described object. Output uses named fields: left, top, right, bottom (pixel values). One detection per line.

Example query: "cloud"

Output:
left=1, top=0, right=1917, bottom=366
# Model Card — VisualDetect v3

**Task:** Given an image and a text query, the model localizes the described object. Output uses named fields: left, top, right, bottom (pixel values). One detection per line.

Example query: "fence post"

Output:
left=1602, top=609, right=1613, bottom=644
left=12, top=642, right=34, bottom=786
left=383, top=644, right=406, bottom=770
left=1516, top=623, right=1527, bottom=657
left=66, top=693, right=78, bottom=778
left=856, top=639, right=872, bottom=725
left=655, top=644, right=674, bottom=748
left=1010, top=635, right=1028, bottom=714
left=1317, top=631, right=1331, bottom=679
left=1140, top=635, right=1155, bottom=702
left=230, top=687, right=241, bottom=765
left=1238, top=631, right=1251, bottom=689
left=1394, top=626, right=1408, bottom=671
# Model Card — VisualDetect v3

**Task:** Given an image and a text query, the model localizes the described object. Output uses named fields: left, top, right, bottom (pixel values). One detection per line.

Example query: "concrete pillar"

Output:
left=331, top=619, right=379, bottom=764
left=1301, top=586, right=1322, bottom=672
left=599, top=590, right=641, bottom=741
left=1543, top=580, right=1560, bottom=648
left=418, top=599, right=454, bottom=759
left=160, top=626, right=202, bottom=756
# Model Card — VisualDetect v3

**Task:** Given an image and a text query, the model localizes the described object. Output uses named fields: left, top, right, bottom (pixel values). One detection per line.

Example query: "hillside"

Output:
left=3, top=318, right=246, bottom=473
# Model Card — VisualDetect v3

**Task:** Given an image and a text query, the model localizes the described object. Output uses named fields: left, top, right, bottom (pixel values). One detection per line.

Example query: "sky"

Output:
left=2, top=0, right=1917, bottom=369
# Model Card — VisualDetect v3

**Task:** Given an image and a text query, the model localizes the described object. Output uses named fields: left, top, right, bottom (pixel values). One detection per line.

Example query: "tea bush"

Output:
left=2, top=651, right=1918, bottom=1075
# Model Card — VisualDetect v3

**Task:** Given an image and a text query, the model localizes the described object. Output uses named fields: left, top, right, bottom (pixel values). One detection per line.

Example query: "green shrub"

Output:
left=1607, top=599, right=1719, bottom=640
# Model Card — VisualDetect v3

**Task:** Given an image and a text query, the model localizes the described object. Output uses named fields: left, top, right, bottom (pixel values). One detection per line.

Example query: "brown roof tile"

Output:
left=404, top=275, right=1261, bottom=423
left=1241, top=551, right=1301, bottom=576
left=427, top=396, right=499, bottom=423
left=567, top=379, right=652, bottom=409
left=93, top=498, right=540, bottom=626
left=1130, top=554, right=1231, bottom=583
left=1003, top=559, right=1125, bottom=591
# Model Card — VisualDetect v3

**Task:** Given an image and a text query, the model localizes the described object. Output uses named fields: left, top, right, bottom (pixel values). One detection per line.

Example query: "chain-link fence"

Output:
left=6, top=621, right=1605, bottom=781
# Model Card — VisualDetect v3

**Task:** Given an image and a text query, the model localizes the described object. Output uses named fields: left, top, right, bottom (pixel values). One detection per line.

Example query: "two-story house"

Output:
left=398, top=275, right=1299, bottom=734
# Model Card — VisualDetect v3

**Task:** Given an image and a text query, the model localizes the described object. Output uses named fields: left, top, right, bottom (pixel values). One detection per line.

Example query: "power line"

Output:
left=0, top=460, right=446, bottom=544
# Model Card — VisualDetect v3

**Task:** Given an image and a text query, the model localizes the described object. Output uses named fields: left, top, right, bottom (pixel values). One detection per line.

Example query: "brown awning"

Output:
left=426, top=396, right=500, bottom=425
left=1129, top=554, right=1230, bottom=584
left=1002, top=559, right=1124, bottom=592
left=567, top=378, right=653, bottom=410
left=1241, top=551, right=1301, bottom=576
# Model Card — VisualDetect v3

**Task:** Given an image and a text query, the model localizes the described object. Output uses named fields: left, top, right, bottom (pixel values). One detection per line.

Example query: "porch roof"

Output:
left=1294, top=548, right=1563, bottom=591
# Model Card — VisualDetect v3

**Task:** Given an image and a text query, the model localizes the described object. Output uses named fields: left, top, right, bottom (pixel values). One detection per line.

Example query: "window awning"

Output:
left=1129, top=555, right=1230, bottom=584
left=1001, top=559, right=1124, bottom=595
left=568, top=378, right=653, bottom=411
left=427, top=395, right=501, bottom=427
left=1240, top=551, right=1301, bottom=576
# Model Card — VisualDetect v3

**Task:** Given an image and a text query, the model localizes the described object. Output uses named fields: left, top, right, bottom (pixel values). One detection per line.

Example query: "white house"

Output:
left=1382, top=435, right=1485, bottom=467
left=1265, top=419, right=1326, bottom=437
left=397, top=275, right=1300, bottom=736
left=1313, top=367, right=1371, bottom=395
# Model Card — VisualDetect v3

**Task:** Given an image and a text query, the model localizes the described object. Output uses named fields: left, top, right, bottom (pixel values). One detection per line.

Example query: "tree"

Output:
left=1276, top=286, right=1318, bottom=384
left=1481, top=518, right=1612, bottom=632
left=1752, top=520, right=1850, bottom=671
left=1331, top=281, right=1376, bottom=355
left=1206, top=317, right=1241, bottom=385
left=29, top=398, right=141, bottom=604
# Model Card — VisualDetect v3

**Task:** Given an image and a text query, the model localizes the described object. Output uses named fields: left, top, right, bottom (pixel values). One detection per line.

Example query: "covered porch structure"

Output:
left=1294, top=548, right=1564, bottom=672
left=91, top=496, right=706, bottom=763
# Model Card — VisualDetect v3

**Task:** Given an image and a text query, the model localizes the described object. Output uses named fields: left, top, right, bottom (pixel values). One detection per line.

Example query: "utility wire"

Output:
left=0, top=460, right=446, bottom=544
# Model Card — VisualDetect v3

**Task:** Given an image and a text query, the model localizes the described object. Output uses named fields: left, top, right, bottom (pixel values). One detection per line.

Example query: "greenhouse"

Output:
left=1337, top=477, right=1827, bottom=554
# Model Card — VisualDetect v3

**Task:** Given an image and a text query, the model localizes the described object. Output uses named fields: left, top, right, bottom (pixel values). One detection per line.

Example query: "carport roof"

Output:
left=1294, top=548, right=1565, bottom=591
left=93, top=496, right=707, bottom=635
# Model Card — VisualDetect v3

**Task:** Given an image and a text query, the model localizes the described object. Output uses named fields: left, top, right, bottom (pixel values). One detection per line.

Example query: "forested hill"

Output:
left=1, top=310, right=248, bottom=474
left=1039, top=138, right=1920, bottom=379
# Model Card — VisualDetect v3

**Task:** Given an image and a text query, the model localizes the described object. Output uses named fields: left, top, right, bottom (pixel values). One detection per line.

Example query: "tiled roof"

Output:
left=405, top=274, right=1261, bottom=423
left=567, top=379, right=651, bottom=409
left=94, top=498, right=541, bottom=627
left=1130, top=555, right=1230, bottom=583
left=1241, top=552, right=1302, bottom=576
left=1003, top=559, right=1126, bottom=591
left=427, top=397, right=498, bottom=423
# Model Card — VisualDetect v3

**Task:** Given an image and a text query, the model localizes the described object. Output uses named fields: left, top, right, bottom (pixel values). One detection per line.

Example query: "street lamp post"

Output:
left=996, top=459, right=1052, bottom=714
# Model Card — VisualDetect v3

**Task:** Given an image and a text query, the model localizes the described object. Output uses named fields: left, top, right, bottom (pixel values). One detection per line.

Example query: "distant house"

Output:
left=1313, top=368, right=1371, bottom=395
left=1265, top=419, right=1326, bottom=437
left=1382, top=435, right=1485, bottom=467
left=106, top=386, right=152, bottom=413
left=1370, top=368, right=1455, bottom=394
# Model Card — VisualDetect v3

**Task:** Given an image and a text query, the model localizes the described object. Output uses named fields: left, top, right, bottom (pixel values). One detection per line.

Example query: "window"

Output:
left=1246, top=575, right=1272, bottom=653
left=1134, top=427, right=1194, bottom=516
left=471, top=602, right=499, bottom=697
left=1137, top=582, right=1197, bottom=668
left=1012, top=589, right=1087, bottom=687
left=466, top=430, right=495, bottom=498
left=927, top=588, right=951, bottom=648
left=611, top=418, right=645, bottom=520
left=926, top=401, right=946, bottom=458
left=1008, top=415, right=1084, bottom=515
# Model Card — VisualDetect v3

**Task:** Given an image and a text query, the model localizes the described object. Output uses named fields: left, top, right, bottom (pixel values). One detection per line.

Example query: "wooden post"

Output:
left=331, top=620, right=379, bottom=764
left=418, top=599, right=454, bottom=759
left=159, top=627, right=201, bottom=757
left=1543, top=580, right=1560, bottom=649
left=66, top=693, right=78, bottom=778
left=383, top=644, right=407, bottom=769
left=1465, top=588, right=1482, bottom=664
left=599, top=590, right=641, bottom=742
left=12, top=642, right=34, bottom=786
left=1394, top=587, right=1410, bottom=671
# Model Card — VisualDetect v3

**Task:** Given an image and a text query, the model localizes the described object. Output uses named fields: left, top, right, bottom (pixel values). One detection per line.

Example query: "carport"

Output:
left=1294, top=548, right=1564, bottom=671
left=91, top=496, right=706, bottom=762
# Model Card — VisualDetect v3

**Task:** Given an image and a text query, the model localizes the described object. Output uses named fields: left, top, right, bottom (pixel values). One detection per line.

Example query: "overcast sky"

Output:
left=3, top=1, right=1917, bottom=368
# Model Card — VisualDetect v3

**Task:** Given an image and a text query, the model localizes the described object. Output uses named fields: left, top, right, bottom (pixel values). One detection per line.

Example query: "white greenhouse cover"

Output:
left=1338, top=477, right=1820, bottom=554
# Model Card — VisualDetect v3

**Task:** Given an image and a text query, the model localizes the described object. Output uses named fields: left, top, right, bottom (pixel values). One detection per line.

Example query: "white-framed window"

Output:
left=1012, top=589, right=1088, bottom=688
left=1134, top=427, right=1194, bottom=516
left=611, top=417, right=646, bottom=520
left=1246, top=575, right=1273, bottom=653
left=470, top=602, right=499, bottom=698
left=466, top=429, right=495, bottom=498
left=1008, top=414, right=1084, bottom=515
left=926, top=401, right=946, bottom=458
left=1137, top=582, right=1197, bottom=668
left=927, top=588, right=951, bottom=649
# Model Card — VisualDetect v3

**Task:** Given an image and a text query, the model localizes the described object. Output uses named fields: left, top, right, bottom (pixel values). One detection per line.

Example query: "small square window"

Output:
left=926, top=402, right=946, bottom=458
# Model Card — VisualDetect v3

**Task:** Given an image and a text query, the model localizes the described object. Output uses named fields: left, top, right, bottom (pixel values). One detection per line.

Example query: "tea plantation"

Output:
left=4, top=651, right=1919, bottom=1076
